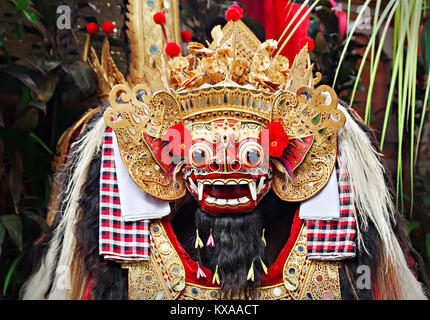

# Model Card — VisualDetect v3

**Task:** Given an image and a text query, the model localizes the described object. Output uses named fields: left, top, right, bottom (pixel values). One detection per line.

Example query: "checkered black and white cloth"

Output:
left=306, top=152, right=357, bottom=260
left=99, top=128, right=150, bottom=262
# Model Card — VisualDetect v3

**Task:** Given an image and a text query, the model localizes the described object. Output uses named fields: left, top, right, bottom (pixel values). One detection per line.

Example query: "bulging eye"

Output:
left=189, top=143, right=213, bottom=167
left=239, top=141, right=264, bottom=168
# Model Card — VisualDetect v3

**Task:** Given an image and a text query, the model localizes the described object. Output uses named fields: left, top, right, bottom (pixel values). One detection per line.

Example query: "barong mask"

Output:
left=103, top=20, right=346, bottom=215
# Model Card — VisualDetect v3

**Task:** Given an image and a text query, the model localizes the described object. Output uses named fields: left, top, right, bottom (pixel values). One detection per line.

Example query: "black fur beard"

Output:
left=194, top=208, right=266, bottom=299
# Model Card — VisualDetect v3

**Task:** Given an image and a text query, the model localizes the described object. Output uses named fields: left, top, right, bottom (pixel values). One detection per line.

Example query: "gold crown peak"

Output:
left=167, top=21, right=321, bottom=94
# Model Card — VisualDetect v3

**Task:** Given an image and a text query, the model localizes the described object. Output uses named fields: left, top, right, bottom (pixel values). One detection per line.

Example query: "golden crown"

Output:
left=98, top=14, right=345, bottom=203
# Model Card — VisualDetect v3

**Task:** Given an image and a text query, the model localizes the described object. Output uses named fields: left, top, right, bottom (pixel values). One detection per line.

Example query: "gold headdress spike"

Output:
left=260, top=257, right=268, bottom=275
left=247, top=260, right=255, bottom=281
left=213, top=265, right=220, bottom=285
left=87, top=37, right=127, bottom=102
left=104, top=19, right=346, bottom=203
left=195, top=229, right=204, bottom=249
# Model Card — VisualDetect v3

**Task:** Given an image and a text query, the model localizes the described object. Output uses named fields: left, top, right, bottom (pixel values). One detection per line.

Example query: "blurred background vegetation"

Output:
left=0, top=0, right=429, bottom=299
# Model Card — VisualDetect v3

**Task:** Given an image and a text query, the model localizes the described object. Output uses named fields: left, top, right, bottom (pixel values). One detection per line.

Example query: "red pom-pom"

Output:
left=165, top=124, right=192, bottom=157
left=181, top=30, right=192, bottom=43
left=230, top=4, right=244, bottom=16
left=164, top=42, right=181, bottom=57
left=299, top=36, right=315, bottom=52
left=259, top=121, right=289, bottom=158
left=86, top=22, right=98, bottom=35
left=225, top=6, right=243, bottom=22
left=102, top=21, right=115, bottom=35
left=153, top=11, right=166, bottom=25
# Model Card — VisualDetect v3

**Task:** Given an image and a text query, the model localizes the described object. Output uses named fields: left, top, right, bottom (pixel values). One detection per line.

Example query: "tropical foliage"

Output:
left=0, top=0, right=98, bottom=299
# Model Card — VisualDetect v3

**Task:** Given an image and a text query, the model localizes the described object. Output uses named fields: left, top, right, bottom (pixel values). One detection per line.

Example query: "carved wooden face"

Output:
left=183, top=119, right=272, bottom=214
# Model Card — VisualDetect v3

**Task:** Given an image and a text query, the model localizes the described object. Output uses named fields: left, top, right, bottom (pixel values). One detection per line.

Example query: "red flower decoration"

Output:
left=86, top=22, right=98, bottom=35
left=165, top=124, right=192, bottom=157
left=299, top=36, right=315, bottom=52
left=102, top=21, right=115, bottom=35
left=153, top=11, right=166, bottom=25
left=259, top=121, right=289, bottom=158
left=164, top=42, right=181, bottom=57
left=181, top=30, right=192, bottom=43
left=225, top=5, right=243, bottom=22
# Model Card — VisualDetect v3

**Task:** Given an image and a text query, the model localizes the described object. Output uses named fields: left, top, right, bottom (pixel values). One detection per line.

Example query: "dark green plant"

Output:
left=0, top=0, right=98, bottom=299
left=307, top=0, right=365, bottom=101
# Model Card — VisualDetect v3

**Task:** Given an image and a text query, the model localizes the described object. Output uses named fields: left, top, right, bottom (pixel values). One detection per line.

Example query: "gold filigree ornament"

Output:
left=103, top=20, right=345, bottom=202
left=123, top=220, right=341, bottom=300
left=104, top=84, right=186, bottom=201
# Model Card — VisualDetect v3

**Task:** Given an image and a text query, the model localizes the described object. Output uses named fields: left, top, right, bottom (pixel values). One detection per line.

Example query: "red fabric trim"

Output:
left=82, top=275, right=93, bottom=300
left=261, top=207, right=302, bottom=286
left=162, top=218, right=215, bottom=287
left=161, top=207, right=303, bottom=287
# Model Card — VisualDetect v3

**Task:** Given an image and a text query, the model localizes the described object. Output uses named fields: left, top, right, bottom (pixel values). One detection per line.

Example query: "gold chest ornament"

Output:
left=122, top=220, right=342, bottom=300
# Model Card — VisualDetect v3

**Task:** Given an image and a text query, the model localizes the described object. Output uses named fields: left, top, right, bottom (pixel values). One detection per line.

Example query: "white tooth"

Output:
left=257, top=177, right=266, bottom=193
left=227, top=181, right=237, bottom=185
left=206, top=196, right=216, bottom=204
left=213, top=181, right=224, bottom=185
left=215, top=198, right=227, bottom=206
left=249, top=181, right=257, bottom=201
left=239, top=196, right=250, bottom=204
left=203, top=181, right=211, bottom=185
left=198, top=182, right=204, bottom=201
left=227, top=199, right=239, bottom=206
left=188, top=178, right=197, bottom=192
left=239, top=180, right=248, bottom=185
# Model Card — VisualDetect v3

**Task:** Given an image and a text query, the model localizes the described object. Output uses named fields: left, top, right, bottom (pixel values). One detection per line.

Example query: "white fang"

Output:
left=249, top=181, right=257, bottom=201
left=198, top=182, right=204, bottom=200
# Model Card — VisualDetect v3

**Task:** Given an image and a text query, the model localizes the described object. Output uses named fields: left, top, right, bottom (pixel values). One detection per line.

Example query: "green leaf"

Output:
left=0, top=67, right=39, bottom=95
left=1, top=215, right=23, bottom=251
left=37, top=76, right=57, bottom=104
left=30, top=132, right=53, bottom=155
left=22, top=7, right=37, bottom=25
left=11, top=0, right=31, bottom=8
left=42, top=60, right=62, bottom=73
left=2, top=249, right=27, bottom=296
left=406, top=220, right=421, bottom=234
left=22, top=210, right=49, bottom=234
